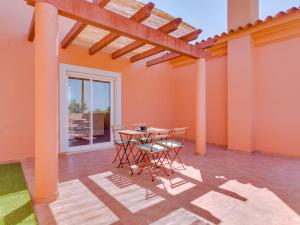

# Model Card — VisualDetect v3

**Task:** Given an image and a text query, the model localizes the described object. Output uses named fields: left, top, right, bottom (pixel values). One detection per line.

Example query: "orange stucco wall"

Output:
left=1, top=0, right=300, bottom=162
left=206, top=56, right=228, bottom=146
left=172, top=65, right=197, bottom=140
left=0, top=1, right=35, bottom=162
left=171, top=57, right=228, bottom=145
left=0, top=0, right=177, bottom=162
left=255, top=37, right=300, bottom=157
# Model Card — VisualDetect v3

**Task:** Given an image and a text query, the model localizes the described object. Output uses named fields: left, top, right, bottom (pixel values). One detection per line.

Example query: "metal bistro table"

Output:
left=117, top=128, right=157, bottom=175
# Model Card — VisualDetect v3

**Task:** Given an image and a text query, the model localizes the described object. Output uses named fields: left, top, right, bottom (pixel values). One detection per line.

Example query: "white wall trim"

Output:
left=59, top=63, right=121, bottom=153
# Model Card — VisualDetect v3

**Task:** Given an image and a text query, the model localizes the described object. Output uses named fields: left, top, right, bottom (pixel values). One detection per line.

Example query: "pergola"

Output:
left=25, top=0, right=214, bottom=203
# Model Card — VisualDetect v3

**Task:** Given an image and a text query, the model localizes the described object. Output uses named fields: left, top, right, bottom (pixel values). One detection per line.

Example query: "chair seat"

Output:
left=115, top=139, right=139, bottom=145
left=156, top=140, right=183, bottom=149
left=137, top=143, right=166, bottom=153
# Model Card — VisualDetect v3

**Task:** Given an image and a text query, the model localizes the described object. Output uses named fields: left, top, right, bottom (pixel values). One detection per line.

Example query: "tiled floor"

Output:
left=21, top=142, right=300, bottom=225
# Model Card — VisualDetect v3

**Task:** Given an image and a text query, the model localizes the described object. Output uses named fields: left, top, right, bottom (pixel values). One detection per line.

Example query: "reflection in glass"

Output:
left=92, top=81, right=111, bottom=143
left=68, top=78, right=91, bottom=147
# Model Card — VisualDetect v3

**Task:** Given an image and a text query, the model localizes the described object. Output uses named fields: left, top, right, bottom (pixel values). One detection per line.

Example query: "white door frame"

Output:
left=59, top=63, right=121, bottom=153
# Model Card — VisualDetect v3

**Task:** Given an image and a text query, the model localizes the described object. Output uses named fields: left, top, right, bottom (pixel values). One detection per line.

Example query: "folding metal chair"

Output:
left=157, top=127, right=188, bottom=168
left=132, top=123, right=153, bottom=162
left=137, top=129, right=174, bottom=181
left=111, top=125, right=137, bottom=164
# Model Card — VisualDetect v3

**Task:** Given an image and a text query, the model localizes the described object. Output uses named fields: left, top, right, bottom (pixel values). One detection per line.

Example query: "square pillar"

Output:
left=34, top=2, right=59, bottom=203
left=195, top=59, right=206, bottom=155
left=227, top=35, right=255, bottom=152
left=228, top=0, right=259, bottom=31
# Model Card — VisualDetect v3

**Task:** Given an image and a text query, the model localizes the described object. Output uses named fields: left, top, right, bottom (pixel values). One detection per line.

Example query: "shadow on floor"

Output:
left=21, top=142, right=300, bottom=225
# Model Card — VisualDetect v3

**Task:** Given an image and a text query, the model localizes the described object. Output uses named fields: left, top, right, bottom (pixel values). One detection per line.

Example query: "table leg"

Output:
left=117, top=134, right=134, bottom=175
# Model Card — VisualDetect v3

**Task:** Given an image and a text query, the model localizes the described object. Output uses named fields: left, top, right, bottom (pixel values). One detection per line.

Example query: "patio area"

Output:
left=1, top=0, right=300, bottom=224
left=22, top=143, right=300, bottom=225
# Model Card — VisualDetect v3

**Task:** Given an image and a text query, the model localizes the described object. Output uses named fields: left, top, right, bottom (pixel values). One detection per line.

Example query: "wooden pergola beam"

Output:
left=112, top=18, right=182, bottom=59
left=26, top=0, right=202, bottom=58
left=89, top=2, right=155, bottom=55
left=28, top=11, right=35, bottom=41
left=131, top=29, right=202, bottom=62
left=146, top=38, right=215, bottom=67
left=61, top=0, right=111, bottom=49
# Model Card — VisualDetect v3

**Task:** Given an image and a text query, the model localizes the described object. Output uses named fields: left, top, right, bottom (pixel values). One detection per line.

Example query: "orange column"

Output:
left=227, top=35, right=255, bottom=152
left=34, top=2, right=59, bottom=203
left=195, top=59, right=206, bottom=155
left=227, top=0, right=259, bottom=30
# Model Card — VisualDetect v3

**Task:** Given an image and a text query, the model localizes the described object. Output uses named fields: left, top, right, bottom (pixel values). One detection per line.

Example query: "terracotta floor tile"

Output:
left=21, top=142, right=300, bottom=225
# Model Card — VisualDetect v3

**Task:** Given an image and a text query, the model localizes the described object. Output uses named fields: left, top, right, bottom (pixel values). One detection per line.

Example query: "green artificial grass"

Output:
left=0, top=163, right=38, bottom=225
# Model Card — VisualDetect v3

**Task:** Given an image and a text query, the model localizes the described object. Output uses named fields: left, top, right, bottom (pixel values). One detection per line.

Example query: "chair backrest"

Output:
left=132, top=123, right=147, bottom=130
left=111, top=125, right=126, bottom=143
left=152, top=129, right=172, bottom=141
left=150, top=129, right=173, bottom=151
left=173, top=127, right=188, bottom=145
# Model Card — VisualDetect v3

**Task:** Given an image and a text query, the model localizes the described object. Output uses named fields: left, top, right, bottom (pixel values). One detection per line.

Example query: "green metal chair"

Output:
left=137, top=129, right=174, bottom=181
left=156, top=127, right=188, bottom=168
left=111, top=125, right=138, bottom=164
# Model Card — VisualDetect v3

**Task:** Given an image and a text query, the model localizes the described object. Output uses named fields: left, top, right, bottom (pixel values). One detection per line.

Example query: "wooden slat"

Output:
left=89, top=2, right=154, bottom=55
left=28, top=11, right=35, bottom=41
left=157, top=18, right=182, bottom=33
left=112, top=18, right=182, bottom=59
left=146, top=39, right=215, bottom=67
left=61, top=22, right=86, bottom=49
left=146, top=52, right=181, bottom=67
left=94, top=0, right=111, bottom=7
left=26, top=0, right=201, bottom=58
left=130, top=2, right=155, bottom=22
left=131, top=29, right=202, bottom=62
left=61, top=0, right=111, bottom=49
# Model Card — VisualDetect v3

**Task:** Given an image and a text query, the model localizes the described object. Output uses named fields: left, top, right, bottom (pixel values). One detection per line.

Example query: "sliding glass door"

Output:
left=68, top=78, right=91, bottom=147
left=67, top=77, right=112, bottom=150
left=60, top=64, right=121, bottom=153
left=92, top=80, right=111, bottom=144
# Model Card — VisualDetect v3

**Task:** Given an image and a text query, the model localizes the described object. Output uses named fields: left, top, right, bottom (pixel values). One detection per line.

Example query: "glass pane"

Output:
left=68, top=77, right=91, bottom=147
left=92, top=80, right=111, bottom=144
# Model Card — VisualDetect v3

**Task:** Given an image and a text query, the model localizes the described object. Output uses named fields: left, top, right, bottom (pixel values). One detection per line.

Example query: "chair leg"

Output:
left=112, top=145, right=121, bottom=163
left=171, top=148, right=185, bottom=168
left=145, top=153, right=155, bottom=181
left=136, top=151, right=143, bottom=164
left=157, top=152, right=169, bottom=176
left=138, top=152, right=155, bottom=181
left=128, top=143, right=136, bottom=161
left=154, top=151, right=172, bottom=176
left=176, top=155, right=185, bottom=168
left=138, top=152, right=146, bottom=175
left=164, top=151, right=174, bottom=174
left=151, top=153, right=161, bottom=168
left=124, top=147, right=133, bottom=175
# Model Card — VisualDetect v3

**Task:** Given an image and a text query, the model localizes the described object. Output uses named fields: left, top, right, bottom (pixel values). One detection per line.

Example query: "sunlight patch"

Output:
left=156, top=177, right=196, bottom=195
left=191, top=191, right=241, bottom=219
left=219, top=179, right=259, bottom=198
left=89, top=171, right=164, bottom=213
left=150, top=208, right=213, bottom=225
left=172, top=161, right=203, bottom=182
left=49, top=179, right=118, bottom=225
